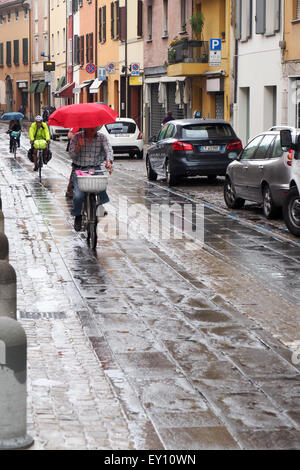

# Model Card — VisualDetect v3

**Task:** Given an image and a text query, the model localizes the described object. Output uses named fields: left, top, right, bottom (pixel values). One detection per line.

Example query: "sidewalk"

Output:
left=0, top=146, right=137, bottom=450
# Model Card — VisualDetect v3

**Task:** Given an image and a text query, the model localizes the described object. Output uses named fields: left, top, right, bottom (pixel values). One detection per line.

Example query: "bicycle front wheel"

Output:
left=13, top=141, right=17, bottom=158
left=38, top=151, right=43, bottom=182
left=86, top=194, right=98, bottom=250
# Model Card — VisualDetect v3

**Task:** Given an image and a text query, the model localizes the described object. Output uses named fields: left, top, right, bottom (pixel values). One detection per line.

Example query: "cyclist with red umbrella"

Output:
left=69, top=127, right=113, bottom=231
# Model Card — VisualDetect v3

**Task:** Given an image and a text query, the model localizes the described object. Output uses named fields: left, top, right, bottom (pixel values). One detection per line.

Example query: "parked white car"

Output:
left=99, top=118, right=144, bottom=159
left=49, top=125, right=70, bottom=140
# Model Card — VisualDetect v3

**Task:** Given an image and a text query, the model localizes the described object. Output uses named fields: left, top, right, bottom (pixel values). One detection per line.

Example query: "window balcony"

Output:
left=168, top=39, right=209, bottom=65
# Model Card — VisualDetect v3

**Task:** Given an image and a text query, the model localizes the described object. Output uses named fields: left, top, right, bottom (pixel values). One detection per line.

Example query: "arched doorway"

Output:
left=5, top=76, right=13, bottom=112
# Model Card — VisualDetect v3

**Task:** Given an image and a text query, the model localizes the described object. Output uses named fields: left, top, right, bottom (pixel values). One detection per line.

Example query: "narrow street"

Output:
left=1, top=122, right=300, bottom=450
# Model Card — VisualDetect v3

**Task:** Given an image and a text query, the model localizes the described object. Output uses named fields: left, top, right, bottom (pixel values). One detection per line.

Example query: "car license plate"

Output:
left=115, top=133, right=130, bottom=137
left=200, top=145, right=221, bottom=152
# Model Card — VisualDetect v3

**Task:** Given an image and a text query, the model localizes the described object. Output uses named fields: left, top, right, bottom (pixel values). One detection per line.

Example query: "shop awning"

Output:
left=56, top=76, right=66, bottom=91
left=80, top=80, right=93, bottom=88
left=145, top=76, right=186, bottom=84
left=36, top=81, right=46, bottom=93
left=28, top=82, right=39, bottom=93
left=55, top=82, right=75, bottom=97
left=89, top=79, right=103, bottom=94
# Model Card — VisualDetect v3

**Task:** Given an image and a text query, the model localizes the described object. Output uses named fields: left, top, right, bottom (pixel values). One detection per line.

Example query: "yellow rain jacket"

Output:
left=29, top=122, right=50, bottom=143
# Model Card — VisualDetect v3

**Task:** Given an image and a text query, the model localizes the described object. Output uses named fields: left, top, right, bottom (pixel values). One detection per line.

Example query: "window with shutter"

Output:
left=274, top=0, right=281, bottom=32
left=256, top=0, right=266, bottom=34
left=0, top=43, right=3, bottom=67
left=14, top=40, right=19, bottom=66
left=6, top=41, right=11, bottom=67
left=89, top=33, right=93, bottom=63
left=99, top=7, right=102, bottom=42
left=86, top=33, right=89, bottom=63
left=111, top=2, right=115, bottom=39
left=137, top=0, right=143, bottom=37
left=119, top=6, right=126, bottom=41
left=22, top=38, right=28, bottom=65
left=80, top=35, right=84, bottom=64
left=103, top=6, right=107, bottom=42
left=147, top=5, right=152, bottom=40
left=115, top=1, right=120, bottom=38
left=241, top=0, right=252, bottom=41
left=297, top=0, right=300, bottom=19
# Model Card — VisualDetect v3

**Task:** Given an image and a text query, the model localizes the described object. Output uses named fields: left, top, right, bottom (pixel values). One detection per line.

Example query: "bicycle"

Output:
left=9, top=130, right=21, bottom=158
left=76, top=169, right=109, bottom=250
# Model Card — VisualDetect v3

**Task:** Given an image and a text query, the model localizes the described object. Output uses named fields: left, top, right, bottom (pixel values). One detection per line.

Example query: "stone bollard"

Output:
left=0, top=233, right=9, bottom=261
left=0, top=208, right=3, bottom=234
left=0, top=317, right=34, bottom=449
left=0, top=261, right=16, bottom=319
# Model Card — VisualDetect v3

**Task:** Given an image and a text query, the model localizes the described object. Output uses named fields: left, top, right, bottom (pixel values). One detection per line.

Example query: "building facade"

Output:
left=234, top=0, right=283, bottom=145
left=49, top=0, right=67, bottom=108
left=0, top=0, right=31, bottom=117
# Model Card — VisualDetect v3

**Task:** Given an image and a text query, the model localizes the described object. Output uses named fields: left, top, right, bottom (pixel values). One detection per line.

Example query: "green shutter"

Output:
left=23, top=38, right=28, bottom=65
left=0, top=43, right=3, bottom=67
left=36, top=81, right=46, bottom=93
left=28, top=82, right=39, bottom=93
left=6, top=41, right=11, bottom=67
left=56, top=76, right=66, bottom=91
left=14, top=40, right=19, bottom=66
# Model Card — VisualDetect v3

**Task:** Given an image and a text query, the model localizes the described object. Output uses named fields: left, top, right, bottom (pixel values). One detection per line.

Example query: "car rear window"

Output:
left=105, top=122, right=136, bottom=134
left=181, top=124, right=235, bottom=139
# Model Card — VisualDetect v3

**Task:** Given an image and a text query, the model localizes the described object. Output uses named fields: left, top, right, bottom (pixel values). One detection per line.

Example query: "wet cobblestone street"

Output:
left=1, top=124, right=300, bottom=450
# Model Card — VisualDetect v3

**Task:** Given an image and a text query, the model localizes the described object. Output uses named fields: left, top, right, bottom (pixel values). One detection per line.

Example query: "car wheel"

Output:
left=283, top=186, right=300, bottom=237
left=136, top=150, right=144, bottom=160
left=224, top=177, right=245, bottom=209
left=165, top=160, right=177, bottom=186
left=146, top=157, right=157, bottom=181
left=262, top=185, right=280, bottom=219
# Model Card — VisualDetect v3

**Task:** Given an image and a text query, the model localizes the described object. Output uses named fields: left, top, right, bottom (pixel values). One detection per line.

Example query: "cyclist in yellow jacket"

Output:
left=29, top=115, right=51, bottom=171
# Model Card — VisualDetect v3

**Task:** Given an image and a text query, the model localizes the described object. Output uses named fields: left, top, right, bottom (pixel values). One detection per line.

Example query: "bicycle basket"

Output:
left=11, top=131, right=20, bottom=138
left=77, top=175, right=108, bottom=193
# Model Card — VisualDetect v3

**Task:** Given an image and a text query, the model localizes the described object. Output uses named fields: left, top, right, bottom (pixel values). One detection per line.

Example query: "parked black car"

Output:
left=146, top=119, right=243, bottom=186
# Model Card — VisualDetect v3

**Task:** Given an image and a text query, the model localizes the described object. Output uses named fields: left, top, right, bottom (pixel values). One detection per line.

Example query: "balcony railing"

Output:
left=168, top=40, right=209, bottom=65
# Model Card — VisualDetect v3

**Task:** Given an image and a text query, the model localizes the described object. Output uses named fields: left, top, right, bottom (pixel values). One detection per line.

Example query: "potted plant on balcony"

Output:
left=168, top=35, right=188, bottom=63
left=189, top=11, right=205, bottom=45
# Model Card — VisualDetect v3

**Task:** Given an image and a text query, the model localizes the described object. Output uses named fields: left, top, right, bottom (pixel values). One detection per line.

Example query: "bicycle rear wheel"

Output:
left=86, top=194, right=98, bottom=250
left=12, top=140, right=17, bottom=158
left=38, top=151, right=43, bottom=182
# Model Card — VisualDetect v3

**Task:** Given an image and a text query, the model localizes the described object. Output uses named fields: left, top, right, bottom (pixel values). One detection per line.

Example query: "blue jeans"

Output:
left=71, top=167, right=109, bottom=217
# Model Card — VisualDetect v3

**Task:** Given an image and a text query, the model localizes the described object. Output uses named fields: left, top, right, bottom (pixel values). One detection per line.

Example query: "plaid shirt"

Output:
left=69, top=131, right=113, bottom=167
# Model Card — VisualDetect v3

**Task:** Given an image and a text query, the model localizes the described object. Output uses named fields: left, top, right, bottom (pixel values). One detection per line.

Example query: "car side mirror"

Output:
left=149, top=135, right=157, bottom=143
left=280, top=129, right=293, bottom=150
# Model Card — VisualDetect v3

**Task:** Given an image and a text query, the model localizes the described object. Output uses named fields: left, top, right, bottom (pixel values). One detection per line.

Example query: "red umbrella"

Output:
left=48, top=103, right=118, bottom=128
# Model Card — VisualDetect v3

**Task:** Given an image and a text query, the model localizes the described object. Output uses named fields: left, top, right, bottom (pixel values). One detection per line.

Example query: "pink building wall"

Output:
left=144, top=0, right=192, bottom=69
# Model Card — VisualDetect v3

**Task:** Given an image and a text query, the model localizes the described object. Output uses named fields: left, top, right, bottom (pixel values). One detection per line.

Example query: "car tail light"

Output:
left=227, top=140, right=243, bottom=150
left=137, top=132, right=143, bottom=140
left=172, top=141, right=194, bottom=151
left=287, top=149, right=294, bottom=167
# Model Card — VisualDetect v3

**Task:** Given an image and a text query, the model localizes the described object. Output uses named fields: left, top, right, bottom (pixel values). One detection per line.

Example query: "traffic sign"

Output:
left=209, top=50, right=222, bottom=67
left=107, top=62, right=116, bottom=74
left=131, top=63, right=140, bottom=76
left=98, top=66, right=106, bottom=80
left=210, top=39, right=222, bottom=51
left=43, top=61, right=55, bottom=72
left=86, top=63, right=96, bottom=74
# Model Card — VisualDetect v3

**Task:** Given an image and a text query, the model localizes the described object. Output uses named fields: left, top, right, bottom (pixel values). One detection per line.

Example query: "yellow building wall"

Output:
left=193, top=0, right=231, bottom=121
left=97, top=0, right=119, bottom=111
left=284, top=0, right=300, bottom=61
left=0, top=8, right=31, bottom=112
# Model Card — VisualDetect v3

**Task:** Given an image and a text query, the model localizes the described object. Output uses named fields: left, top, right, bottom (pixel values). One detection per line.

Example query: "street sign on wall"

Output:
left=209, top=38, right=222, bottom=67
left=130, top=63, right=140, bottom=76
left=107, top=62, right=116, bottom=74
left=98, top=66, right=106, bottom=80
left=86, top=63, right=96, bottom=74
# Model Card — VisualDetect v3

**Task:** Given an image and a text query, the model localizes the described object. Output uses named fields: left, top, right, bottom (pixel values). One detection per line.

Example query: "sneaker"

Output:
left=74, top=215, right=82, bottom=232
left=33, top=166, right=38, bottom=171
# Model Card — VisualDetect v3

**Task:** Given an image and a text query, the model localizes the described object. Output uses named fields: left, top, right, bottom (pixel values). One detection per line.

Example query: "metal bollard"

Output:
left=0, top=316, right=34, bottom=449
left=0, top=261, right=16, bottom=319
left=0, top=233, right=9, bottom=261
left=0, top=209, right=3, bottom=234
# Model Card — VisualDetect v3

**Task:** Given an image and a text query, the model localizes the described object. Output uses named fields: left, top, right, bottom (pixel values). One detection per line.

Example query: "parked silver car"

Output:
left=224, top=127, right=299, bottom=219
